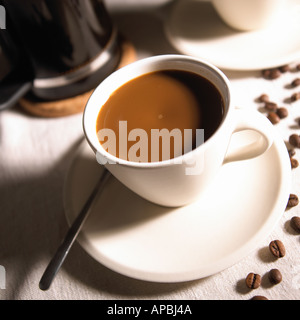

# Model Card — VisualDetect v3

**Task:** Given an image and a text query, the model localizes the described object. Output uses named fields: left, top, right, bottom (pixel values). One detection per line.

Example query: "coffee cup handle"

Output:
left=223, top=108, right=274, bottom=163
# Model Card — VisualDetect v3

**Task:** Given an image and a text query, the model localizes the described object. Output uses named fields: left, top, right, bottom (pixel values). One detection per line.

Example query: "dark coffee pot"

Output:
left=0, top=0, right=121, bottom=110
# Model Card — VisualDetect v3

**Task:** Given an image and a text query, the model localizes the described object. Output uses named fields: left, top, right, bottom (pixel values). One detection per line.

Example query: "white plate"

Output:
left=64, top=130, right=291, bottom=283
left=165, top=0, right=300, bottom=70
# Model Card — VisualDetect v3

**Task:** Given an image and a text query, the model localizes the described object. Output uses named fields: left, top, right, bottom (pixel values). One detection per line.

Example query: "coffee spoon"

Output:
left=39, top=169, right=111, bottom=291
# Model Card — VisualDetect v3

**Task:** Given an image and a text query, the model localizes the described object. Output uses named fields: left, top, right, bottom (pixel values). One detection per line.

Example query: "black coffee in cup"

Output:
left=96, top=69, right=224, bottom=162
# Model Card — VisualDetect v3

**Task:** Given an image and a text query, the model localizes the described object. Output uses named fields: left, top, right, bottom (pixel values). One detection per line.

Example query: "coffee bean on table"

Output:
left=289, top=134, right=300, bottom=148
left=250, top=295, right=268, bottom=300
left=267, top=112, right=280, bottom=124
left=290, top=216, right=300, bottom=233
left=288, top=148, right=296, bottom=158
left=245, top=272, right=261, bottom=289
left=269, top=69, right=281, bottom=79
left=279, top=65, right=290, bottom=73
left=258, top=94, right=269, bottom=103
left=287, top=194, right=299, bottom=208
left=276, top=107, right=288, bottom=119
left=262, top=69, right=271, bottom=79
left=291, top=78, right=300, bottom=87
left=269, top=240, right=286, bottom=258
left=291, top=158, right=299, bottom=169
left=268, top=268, right=282, bottom=284
left=262, top=68, right=281, bottom=80
left=265, top=102, right=277, bottom=111
left=291, top=92, right=300, bottom=102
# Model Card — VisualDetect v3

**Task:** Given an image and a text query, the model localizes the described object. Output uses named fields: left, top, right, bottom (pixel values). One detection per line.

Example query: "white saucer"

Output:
left=64, top=130, right=291, bottom=283
left=165, top=0, right=300, bottom=70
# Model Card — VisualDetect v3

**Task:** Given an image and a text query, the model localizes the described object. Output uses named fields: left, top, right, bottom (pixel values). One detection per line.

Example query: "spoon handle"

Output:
left=39, top=169, right=111, bottom=291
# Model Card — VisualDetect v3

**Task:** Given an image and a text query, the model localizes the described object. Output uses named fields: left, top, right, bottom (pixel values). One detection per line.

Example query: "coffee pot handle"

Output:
left=224, top=108, right=275, bottom=163
left=0, top=77, right=32, bottom=111
left=0, top=19, right=33, bottom=110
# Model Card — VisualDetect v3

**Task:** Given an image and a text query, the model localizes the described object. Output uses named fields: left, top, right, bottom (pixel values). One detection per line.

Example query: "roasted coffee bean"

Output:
left=269, top=240, right=285, bottom=258
left=245, top=272, right=261, bottom=289
left=262, top=69, right=271, bottom=78
left=262, top=68, right=281, bottom=80
left=265, top=102, right=277, bottom=111
left=270, top=69, right=281, bottom=79
left=290, top=216, right=300, bottom=233
left=291, top=157, right=299, bottom=169
left=287, top=194, right=299, bottom=208
left=276, top=107, right=288, bottom=119
left=279, top=65, right=290, bottom=73
left=289, top=134, right=300, bottom=148
left=267, top=112, right=280, bottom=124
left=268, top=268, right=282, bottom=284
left=288, top=148, right=296, bottom=158
left=250, top=295, right=268, bottom=300
left=258, top=94, right=269, bottom=103
left=292, top=78, right=300, bottom=87
left=296, top=64, right=300, bottom=71
left=291, top=92, right=300, bottom=102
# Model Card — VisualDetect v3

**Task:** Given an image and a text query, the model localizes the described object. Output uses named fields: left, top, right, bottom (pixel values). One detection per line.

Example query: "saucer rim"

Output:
left=165, top=0, right=300, bottom=71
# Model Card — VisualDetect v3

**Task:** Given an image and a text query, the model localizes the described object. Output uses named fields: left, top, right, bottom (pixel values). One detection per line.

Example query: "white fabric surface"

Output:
left=0, top=0, right=300, bottom=300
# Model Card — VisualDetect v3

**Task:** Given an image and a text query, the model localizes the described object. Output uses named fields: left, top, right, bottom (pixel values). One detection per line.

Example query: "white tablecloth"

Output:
left=1, top=0, right=299, bottom=300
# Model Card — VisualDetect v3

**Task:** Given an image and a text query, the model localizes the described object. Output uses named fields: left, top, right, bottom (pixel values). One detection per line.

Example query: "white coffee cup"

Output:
left=211, top=0, right=286, bottom=31
left=83, top=54, right=274, bottom=207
